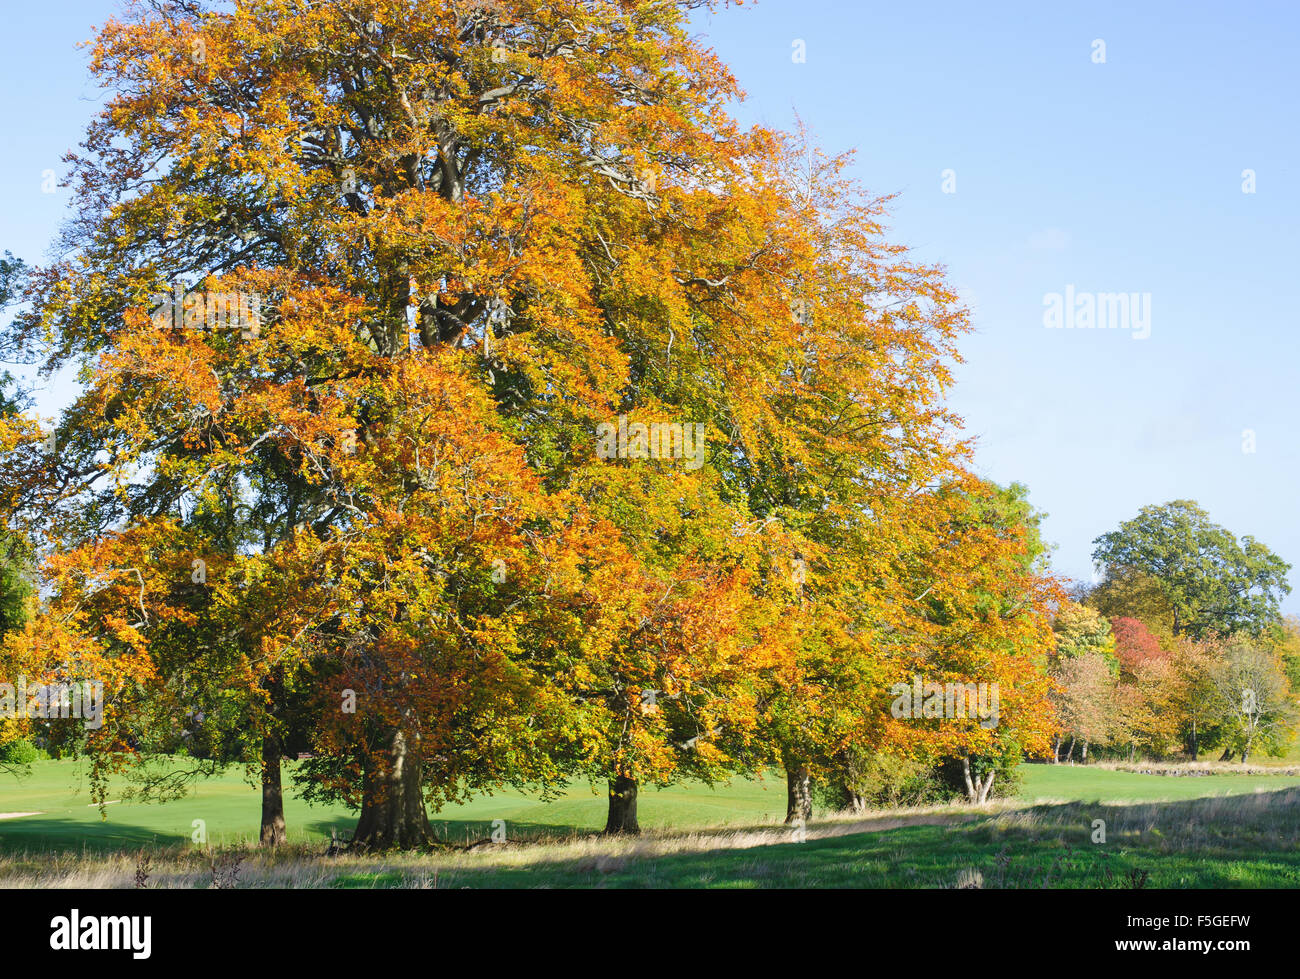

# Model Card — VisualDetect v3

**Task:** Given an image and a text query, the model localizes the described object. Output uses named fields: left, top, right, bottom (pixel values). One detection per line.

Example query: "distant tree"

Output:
left=1204, top=642, right=1297, bottom=764
left=1267, top=616, right=1300, bottom=693
left=1113, top=657, right=1182, bottom=760
left=1049, top=651, right=1118, bottom=764
left=1169, top=639, right=1219, bottom=759
left=1111, top=616, right=1166, bottom=680
left=1092, top=501, right=1291, bottom=640
left=1052, top=601, right=1116, bottom=671
left=1082, top=567, right=1176, bottom=644
left=887, top=478, right=1060, bottom=803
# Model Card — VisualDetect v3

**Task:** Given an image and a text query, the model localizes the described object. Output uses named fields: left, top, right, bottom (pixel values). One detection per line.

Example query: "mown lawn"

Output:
left=3, top=759, right=1299, bottom=887
left=1018, top=763, right=1300, bottom=803
left=0, top=758, right=794, bottom=852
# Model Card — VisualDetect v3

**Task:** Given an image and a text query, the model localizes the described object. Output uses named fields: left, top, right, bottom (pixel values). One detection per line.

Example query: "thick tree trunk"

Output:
left=1081, top=739, right=1089, bottom=764
left=1065, top=737, right=1075, bottom=763
left=784, top=764, right=812, bottom=824
left=1052, top=734, right=1062, bottom=764
left=351, top=728, right=432, bottom=851
left=259, top=735, right=287, bottom=847
left=1218, top=748, right=1235, bottom=762
left=604, top=775, right=640, bottom=835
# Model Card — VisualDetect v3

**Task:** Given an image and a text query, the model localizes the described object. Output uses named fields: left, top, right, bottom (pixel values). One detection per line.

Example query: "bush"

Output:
left=936, top=753, right=1023, bottom=801
left=816, top=751, right=948, bottom=811
left=0, top=738, right=45, bottom=765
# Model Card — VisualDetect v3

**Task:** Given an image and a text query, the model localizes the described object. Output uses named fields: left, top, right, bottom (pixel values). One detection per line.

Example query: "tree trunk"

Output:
left=1065, top=737, right=1075, bottom=763
left=351, top=727, right=432, bottom=851
left=259, top=735, right=287, bottom=847
left=961, top=756, right=996, bottom=804
left=1081, top=739, right=1089, bottom=764
left=1052, top=734, right=1061, bottom=764
left=784, top=764, right=812, bottom=824
left=1218, top=748, right=1234, bottom=762
left=837, top=783, right=866, bottom=814
left=604, top=775, right=640, bottom=835
left=1189, top=718, right=1198, bottom=759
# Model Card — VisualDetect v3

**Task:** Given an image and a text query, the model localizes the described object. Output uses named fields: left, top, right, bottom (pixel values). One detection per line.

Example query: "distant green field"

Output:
left=4, top=758, right=1300, bottom=855
left=1018, top=764, right=1300, bottom=803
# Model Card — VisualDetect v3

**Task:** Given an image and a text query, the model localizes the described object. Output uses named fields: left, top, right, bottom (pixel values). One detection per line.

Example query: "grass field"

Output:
left=3, top=759, right=1299, bottom=887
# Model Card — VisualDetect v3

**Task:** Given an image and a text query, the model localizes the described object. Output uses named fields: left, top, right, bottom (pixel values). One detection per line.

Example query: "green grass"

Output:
left=4, top=759, right=1300, bottom=887
left=0, top=759, right=793, bottom=852
left=1018, top=763, right=1300, bottom=803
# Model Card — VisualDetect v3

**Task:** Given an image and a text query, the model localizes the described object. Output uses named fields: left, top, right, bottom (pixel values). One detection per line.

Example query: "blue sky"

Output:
left=2, top=1, right=1297, bottom=609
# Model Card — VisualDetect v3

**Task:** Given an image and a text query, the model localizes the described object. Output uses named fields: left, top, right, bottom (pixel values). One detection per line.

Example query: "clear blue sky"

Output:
left=2, top=1, right=1297, bottom=609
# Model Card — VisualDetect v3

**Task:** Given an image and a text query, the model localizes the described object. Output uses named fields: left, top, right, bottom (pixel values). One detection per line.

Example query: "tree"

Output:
left=1110, top=616, right=1166, bottom=680
left=1081, top=568, right=1176, bottom=644
left=1052, top=601, right=1117, bottom=671
left=0, top=257, right=31, bottom=641
left=876, top=479, right=1061, bottom=802
left=1204, top=641, right=1297, bottom=763
left=10, top=0, right=765, bottom=844
left=1049, top=652, right=1117, bottom=764
left=4, top=0, right=984, bottom=846
left=1092, top=501, right=1291, bottom=640
left=1267, top=616, right=1300, bottom=693
left=727, top=130, right=976, bottom=825
left=0, top=260, right=35, bottom=773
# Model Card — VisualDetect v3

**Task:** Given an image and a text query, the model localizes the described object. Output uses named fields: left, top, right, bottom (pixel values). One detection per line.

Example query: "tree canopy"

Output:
left=1091, top=500, right=1291, bottom=640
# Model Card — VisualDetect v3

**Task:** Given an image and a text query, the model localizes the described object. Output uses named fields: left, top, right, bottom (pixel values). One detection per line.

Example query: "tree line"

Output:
left=0, top=2, right=1291, bottom=848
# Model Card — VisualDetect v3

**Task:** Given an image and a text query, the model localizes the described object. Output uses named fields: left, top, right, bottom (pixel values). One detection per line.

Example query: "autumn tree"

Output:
left=1112, top=656, right=1182, bottom=760
left=1052, top=601, right=1117, bottom=671
left=1266, top=615, right=1300, bottom=693
left=721, top=131, right=975, bottom=824
left=1082, top=568, right=1176, bottom=644
left=1049, top=652, right=1117, bottom=764
left=4, top=0, right=960, bottom=846
left=1, top=0, right=1069, bottom=843
left=876, top=479, right=1060, bottom=802
left=0, top=256, right=31, bottom=642
left=1110, top=615, right=1166, bottom=680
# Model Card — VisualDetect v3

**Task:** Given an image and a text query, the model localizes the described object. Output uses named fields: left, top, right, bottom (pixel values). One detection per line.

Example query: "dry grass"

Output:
left=986, top=786, right=1300, bottom=851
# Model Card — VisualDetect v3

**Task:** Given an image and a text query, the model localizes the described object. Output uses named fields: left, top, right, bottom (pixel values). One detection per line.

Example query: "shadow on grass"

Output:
left=0, top=811, right=601, bottom=856
left=7, top=789, right=1300, bottom=888
left=331, top=789, right=1300, bottom=889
